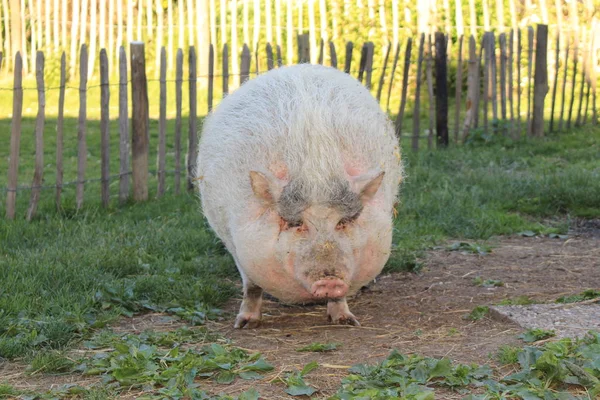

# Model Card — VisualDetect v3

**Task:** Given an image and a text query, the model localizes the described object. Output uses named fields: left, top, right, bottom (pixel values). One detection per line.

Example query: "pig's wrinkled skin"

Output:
left=196, top=64, right=403, bottom=328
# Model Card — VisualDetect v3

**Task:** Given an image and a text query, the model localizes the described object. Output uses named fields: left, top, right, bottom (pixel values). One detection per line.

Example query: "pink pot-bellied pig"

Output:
left=196, top=64, right=403, bottom=328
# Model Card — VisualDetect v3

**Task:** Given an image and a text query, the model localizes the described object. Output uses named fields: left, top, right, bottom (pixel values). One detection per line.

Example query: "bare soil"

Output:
left=3, top=233, right=599, bottom=399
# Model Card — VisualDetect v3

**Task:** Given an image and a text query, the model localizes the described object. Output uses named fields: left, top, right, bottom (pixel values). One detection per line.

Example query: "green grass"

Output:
left=1, top=123, right=599, bottom=363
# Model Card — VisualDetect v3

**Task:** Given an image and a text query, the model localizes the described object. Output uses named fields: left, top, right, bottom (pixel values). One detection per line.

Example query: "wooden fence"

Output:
left=2, top=24, right=599, bottom=220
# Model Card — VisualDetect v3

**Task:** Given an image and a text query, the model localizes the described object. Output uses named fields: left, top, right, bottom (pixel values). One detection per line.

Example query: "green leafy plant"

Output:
left=497, top=296, right=536, bottom=306
left=473, top=277, right=504, bottom=287
left=296, top=342, right=340, bottom=352
left=518, top=328, right=556, bottom=343
left=556, top=289, right=600, bottom=304
left=280, top=361, right=319, bottom=396
left=466, top=306, right=490, bottom=321
left=447, top=242, right=491, bottom=255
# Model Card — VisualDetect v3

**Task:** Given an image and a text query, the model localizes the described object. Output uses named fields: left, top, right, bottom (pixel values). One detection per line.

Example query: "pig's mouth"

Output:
left=309, top=278, right=349, bottom=299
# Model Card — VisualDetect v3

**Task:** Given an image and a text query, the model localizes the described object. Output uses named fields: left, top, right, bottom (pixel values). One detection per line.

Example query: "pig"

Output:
left=196, top=64, right=403, bottom=328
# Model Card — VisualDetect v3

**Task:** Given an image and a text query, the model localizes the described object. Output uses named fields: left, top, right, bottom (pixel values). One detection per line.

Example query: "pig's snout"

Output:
left=310, top=279, right=349, bottom=299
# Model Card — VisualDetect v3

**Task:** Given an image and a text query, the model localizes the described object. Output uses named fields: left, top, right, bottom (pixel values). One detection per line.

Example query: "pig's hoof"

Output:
left=328, top=312, right=360, bottom=326
left=234, top=313, right=262, bottom=329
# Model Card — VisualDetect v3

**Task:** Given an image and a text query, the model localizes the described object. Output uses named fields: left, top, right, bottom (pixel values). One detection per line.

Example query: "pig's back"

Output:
left=197, top=64, right=402, bottom=244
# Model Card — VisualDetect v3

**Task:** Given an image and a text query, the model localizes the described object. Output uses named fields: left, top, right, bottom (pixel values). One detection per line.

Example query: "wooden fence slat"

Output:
left=426, top=34, right=435, bottom=149
left=508, top=30, right=515, bottom=137
left=55, top=52, right=66, bottom=210
left=329, top=41, right=337, bottom=68
left=175, top=49, right=183, bottom=195
left=318, top=39, right=324, bottom=64
left=131, top=42, right=150, bottom=201
left=358, top=43, right=367, bottom=82
left=526, top=26, right=534, bottom=136
left=298, top=34, right=310, bottom=63
left=255, top=47, right=260, bottom=77
left=365, top=42, right=374, bottom=90
left=516, top=29, right=522, bottom=134
left=591, top=25, right=598, bottom=125
left=462, top=35, right=478, bottom=140
left=76, top=44, right=89, bottom=210
left=394, top=38, right=411, bottom=139
left=344, top=41, right=353, bottom=74
left=26, top=51, right=45, bottom=220
left=241, top=44, right=251, bottom=85
left=567, top=32, right=581, bottom=129
left=158, top=46, right=167, bottom=197
left=454, top=35, right=463, bottom=142
left=499, top=33, right=507, bottom=123
left=474, top=35, right=484, bottom=129
left=208, top=44, right=214, bottom=111
left=412, top=34, right=425, bottom=151
left=376, top=41, right=391, bottom=103
left=100, top=49, right=110, bottom=208
left=435, top=32, right=449, bottom=148
left=187, top=46, right=197, bottom=191
left=386, top=42, right=401, bottom=114
left=222, top=44, right=229, bottom=96
left=267, top=43, right=274, bottom=70
left=490, top=32, right=498, bottom=122
left=118, top=46, right=129, bottom=203
left=559, top=38, right=570, bottom=131
left=483, top=33, right=490, bottom=133
left=5, top=52, right=23, bottom=220
left=575, top=32, right=588, bottom=126
left=276, top=44, right=282, bottom=67
left=532, top=24, right=549, bottom=137
left=550, top=34, right=560, bottom=132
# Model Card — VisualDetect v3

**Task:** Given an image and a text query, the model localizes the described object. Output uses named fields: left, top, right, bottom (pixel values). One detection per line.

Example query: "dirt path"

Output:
left=3, top=233, right=599, bottom=399
left=206, top=233, right=600, bottom=398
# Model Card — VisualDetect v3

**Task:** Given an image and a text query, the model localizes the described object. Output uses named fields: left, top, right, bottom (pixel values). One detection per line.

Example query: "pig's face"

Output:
left=249, top=170, right=385, bottom=300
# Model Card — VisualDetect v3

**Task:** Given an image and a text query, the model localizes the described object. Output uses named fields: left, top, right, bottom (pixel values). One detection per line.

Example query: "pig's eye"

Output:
left=287, top=220, right=304, bottom=228
left=336, top=217, right=352, bottom=230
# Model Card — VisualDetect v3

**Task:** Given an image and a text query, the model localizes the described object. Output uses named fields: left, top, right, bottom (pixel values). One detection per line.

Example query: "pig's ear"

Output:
left=249, top=171, right=281, bottom=204
left=352, top=170, right=385, bottom=203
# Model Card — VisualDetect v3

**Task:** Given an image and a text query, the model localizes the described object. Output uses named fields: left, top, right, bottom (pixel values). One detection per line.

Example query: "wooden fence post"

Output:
left=5, top=53, right=23, bottom=220
left=499, top=33, right=508, bottom=123
left=567, top=33, right=579, bottom=129
left=175, top=49, right=183, bottom=195
left=344, top=41, right=353, bottom=73
left=482, top=33, right=490, bottom=134
left=318, top=39, right=324, bottom=64
left=558, top=38, right=570, bottom=131
left=100, top=49, right=110, bottom=208
left=76, top=44, right=89, bottom=210
left=462, top=35, right=478, bottom=140
left=394, top=38, right=411, bottom=139
left=508, top=30, right=515, bottom=137
left=55, top=52, right=66, bottom=210
left=386, top=42, right=401, bottom=113
left=276, top=44, right=282, bottom=67
left=412, top=33, right=425, bottom=151
left=240, top=44, right=251, bottom=85
left=435, top=32, right=449, bottom=147
left=527, top=26, right=534, bottom=135
left=208, top=44, right=214, bottom=112
left=267, top=43, right=274, bottom=70
left=119, top=46, right=130, bottom=203
left=532, top=24, right=549, bottom=137
left=575, top=31, right=588, bottom=126
left=550, top=34, right=560, bottom=132
left=158, top=47, right=167, bottom=197
left=188, top=46, right=197, bottom=191
left=454, top=35, right=464, bottom=142
left=365, top=42, right=374, bottom=90
left=131, top=42, right=150, bottom=201
left=27, top=51, right=45, bottom=220
left=329, top=41, right=337, bottom=68
left=489, top=32, right=498, bottom=122
left=222, top=44, right=229, bottom=96
left=426, top=34, right=434, bottom=149
left=358, top=43, right=367, bottom=82
left=376, top=41, right=391, bottom=103
left=516, top=29, right=522, bottom=134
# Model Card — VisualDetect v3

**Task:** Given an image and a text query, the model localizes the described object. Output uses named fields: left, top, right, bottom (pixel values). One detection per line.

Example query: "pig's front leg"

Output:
left=234, top=280, right=264, bottom=329
left=327, top=298, right=360, bottom=326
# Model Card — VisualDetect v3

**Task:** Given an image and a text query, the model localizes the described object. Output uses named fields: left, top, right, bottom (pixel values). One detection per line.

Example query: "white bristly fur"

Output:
left=196, top=63, right=403, bottom=268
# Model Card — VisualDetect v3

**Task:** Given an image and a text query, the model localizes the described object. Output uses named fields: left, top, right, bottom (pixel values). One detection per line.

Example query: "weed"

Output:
left=466, top=306, right=490, bottom=321
left=496, top=345, right=521, bottom=365
left=518, top=328, right=556, bottom=343
left=497, top=296, right=537, bottom=306
left=28, top=350, right=75, bottom=374
left=473, top=277, right=504, bottom=287
left=279, top=361, right=319, bottom=396
left=296, top=342, right=340, bottom=352
left=556, top=289, right=600, bottom=304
